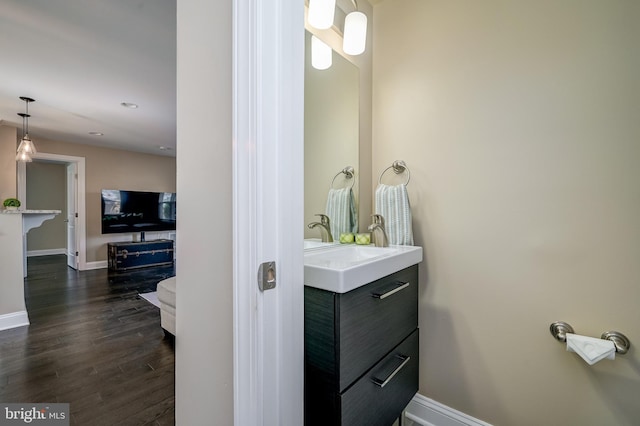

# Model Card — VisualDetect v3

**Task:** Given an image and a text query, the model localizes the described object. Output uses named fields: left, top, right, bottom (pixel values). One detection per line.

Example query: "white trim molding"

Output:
left=27, top=248, right=66, bottom=257
left=0, top=311, right=29, bottom=332
left=405, top=394, right=493, bottom=426
left=18, top=152, right=87, bottom=271
left=232, top=0, right=304, bottom=423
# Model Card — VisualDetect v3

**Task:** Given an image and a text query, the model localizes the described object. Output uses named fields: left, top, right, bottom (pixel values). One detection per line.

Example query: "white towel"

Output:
left=375, top=183, right=414, bottom=245
left=325, top=187, right=358, bottom=240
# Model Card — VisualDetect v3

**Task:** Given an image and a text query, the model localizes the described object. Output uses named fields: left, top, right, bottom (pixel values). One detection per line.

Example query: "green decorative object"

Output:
left=3, top=198, right=21, bottom=209
left=355, top=233, right=370, bottom=245
left=339, top=233, right=355, bottom=244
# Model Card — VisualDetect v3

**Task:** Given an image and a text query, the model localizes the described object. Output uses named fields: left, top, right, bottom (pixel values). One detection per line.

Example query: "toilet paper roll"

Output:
left=566, top=333, right=615, bottom=365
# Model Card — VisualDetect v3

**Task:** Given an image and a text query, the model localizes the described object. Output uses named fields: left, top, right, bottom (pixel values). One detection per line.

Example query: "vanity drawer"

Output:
left=337, top=264, right=418, bottom=390
left=340, top=329, right=419, bottom=426
left=305, top=264, right=420, bottom=426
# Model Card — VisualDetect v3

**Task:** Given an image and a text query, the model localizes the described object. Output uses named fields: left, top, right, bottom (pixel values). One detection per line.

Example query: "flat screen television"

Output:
left=101, top=189, right=176, bottom=236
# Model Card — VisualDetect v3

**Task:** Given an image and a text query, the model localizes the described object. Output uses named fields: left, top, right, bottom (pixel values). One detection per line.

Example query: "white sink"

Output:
left=304, top=244, right=423, bottom=293
left=304, top=239, right=338, bottom=250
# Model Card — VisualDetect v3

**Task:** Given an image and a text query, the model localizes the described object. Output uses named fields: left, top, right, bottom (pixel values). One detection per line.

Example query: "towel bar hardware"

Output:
left=549, top=321, right=575, bottom=342
left=330, top=166, right=355, bottom=190
left=378, top=160, right=410, bottom=185
left=549, top=321, right=631, bottom=354
left=601, top=331, right=631, bottom=355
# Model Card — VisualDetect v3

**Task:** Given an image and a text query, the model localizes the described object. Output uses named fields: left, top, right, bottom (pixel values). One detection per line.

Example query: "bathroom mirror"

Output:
left=304, top=30, right=360, bottom=240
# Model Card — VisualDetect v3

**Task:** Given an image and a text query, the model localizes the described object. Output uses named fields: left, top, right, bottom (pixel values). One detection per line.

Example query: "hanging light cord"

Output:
left=25, top=100, right=29, bottom=135
left=18, top=97, right=34, bottom=138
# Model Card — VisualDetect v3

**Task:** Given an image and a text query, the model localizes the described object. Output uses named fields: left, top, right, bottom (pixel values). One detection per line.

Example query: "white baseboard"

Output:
left=84, top=260, right=108, bottom=270
left=27, top=248, right=66, bottom=257
left=0, top=311, right=30, bottom=331
left=405, top=393, right=492, bottom=426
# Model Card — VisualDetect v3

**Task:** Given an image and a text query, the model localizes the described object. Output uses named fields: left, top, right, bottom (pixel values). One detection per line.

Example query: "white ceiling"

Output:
left=0, top=0, right=176, bottom=157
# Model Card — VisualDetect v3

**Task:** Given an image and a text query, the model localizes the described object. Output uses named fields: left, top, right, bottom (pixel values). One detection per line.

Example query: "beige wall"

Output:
left=0, top=125, right=17, bottom=202
left=32, top=137, right=176, bottom=262
left=373, top=1, right=640, bottom=425
left=175, top=0, right=233, bottom=424
left=26, top=162, right=67, bottom=252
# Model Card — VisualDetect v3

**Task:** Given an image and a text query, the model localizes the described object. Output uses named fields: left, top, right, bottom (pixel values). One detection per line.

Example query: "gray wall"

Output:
left=26, top=161, right=67, bottom=252
left=373, top=1, right=640, bottom=424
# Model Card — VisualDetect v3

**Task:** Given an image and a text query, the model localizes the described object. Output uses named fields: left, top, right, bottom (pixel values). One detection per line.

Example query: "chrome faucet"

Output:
left=368, top=214, right=389, bottom=247
left=308, top=214, right=333, bottom=242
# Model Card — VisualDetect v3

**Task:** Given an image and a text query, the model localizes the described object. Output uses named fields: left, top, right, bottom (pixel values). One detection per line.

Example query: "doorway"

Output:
left=17, top=153, right=87, bottom=271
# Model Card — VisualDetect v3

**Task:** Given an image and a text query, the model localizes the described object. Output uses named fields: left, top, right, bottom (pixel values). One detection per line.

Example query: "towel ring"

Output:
left=378, top=160, right=410, bottom=186
left=331, top=166, right=355, bottom=190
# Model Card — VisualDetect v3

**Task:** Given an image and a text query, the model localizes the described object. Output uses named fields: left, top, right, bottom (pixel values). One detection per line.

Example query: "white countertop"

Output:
left=1, top=209, right=62, bottom=214
left=304, top=244, right=423, bottom=293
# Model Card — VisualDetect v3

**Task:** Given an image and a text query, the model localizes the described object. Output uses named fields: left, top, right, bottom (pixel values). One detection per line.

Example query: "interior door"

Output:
left=66, top=163, right=78, bottom=269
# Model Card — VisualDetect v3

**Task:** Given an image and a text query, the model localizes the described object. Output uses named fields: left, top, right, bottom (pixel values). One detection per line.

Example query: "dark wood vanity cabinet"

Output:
left=304, top=264, right=419, bottom=426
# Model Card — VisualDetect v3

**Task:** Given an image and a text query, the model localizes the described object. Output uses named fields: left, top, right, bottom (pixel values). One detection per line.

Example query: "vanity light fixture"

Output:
left=120, top=102, right=139, bottom=109
left=343, top=0, right=367, bottom=55
left=311, top=35, right=332, bottom=70
left=89, top=131, right=104, bottom=136
left=16, top=96, right=37, bottom=162
left=308, top=0, right=336, bottom=30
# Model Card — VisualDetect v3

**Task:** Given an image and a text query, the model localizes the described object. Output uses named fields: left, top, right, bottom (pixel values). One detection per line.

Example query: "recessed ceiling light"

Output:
left=120, top=102, right=139, bottom=109
left=89, top=131, right=104, bottom=136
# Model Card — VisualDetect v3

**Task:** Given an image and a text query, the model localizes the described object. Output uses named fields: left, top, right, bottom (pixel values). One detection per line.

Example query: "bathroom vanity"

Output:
left=304, top=244, right=422, bottom=425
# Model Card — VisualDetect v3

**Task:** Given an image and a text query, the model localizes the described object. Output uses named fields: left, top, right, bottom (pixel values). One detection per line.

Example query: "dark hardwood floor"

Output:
left=0, top=255, right=176, bottom=425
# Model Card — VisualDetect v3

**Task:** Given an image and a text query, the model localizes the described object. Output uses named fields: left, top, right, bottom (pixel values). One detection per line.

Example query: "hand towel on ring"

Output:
left=375, top=183, right=414, bottom=245
left=325, top=187, right=358, bottom=241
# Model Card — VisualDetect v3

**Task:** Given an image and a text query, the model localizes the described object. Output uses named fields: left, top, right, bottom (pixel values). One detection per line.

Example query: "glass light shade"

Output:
left=16, top=149, right=32, bottom=162
left=17, top=136, right=37, bottom=155
left=343, top=11, right=367, bottom=55
left=311, top=35, right=332, bottom=70
left=308, top=0, right=336, bottom=30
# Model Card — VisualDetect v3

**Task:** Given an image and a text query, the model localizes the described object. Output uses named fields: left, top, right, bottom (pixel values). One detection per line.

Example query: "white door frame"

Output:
left=18, top=153, right=87, bottom=271
left=233, top=0, right=305, bottom=424
left=65, top=163, right=79, bottom=269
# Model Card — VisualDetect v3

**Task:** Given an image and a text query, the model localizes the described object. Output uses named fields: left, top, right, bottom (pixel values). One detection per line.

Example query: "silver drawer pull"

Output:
left=371, top=281, right=410, bottom=299
left=371, top=355, right=411, bottom=388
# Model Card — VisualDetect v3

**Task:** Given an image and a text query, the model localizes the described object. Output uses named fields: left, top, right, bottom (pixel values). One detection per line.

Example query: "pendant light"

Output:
left=311, top=35, right=332, bottom=70
left=343, top=0, right=367, bottom=55
left=16, top=97, right=37, bottom=162
left=308, top=0, right=336, bottom=30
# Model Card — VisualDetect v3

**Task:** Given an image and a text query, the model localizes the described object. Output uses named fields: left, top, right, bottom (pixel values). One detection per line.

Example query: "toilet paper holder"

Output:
left=549, top=321, right=631, bottom=355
